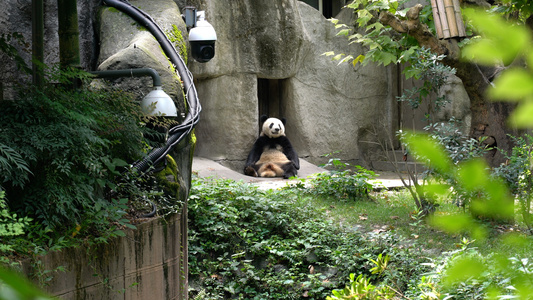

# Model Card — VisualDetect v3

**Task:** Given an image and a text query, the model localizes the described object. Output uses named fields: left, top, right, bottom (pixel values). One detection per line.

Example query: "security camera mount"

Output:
left=183, top=7, right=217, bottom=63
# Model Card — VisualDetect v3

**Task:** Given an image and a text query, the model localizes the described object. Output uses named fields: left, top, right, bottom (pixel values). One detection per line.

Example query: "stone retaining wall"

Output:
left=23, top=211, right=188, bottom=300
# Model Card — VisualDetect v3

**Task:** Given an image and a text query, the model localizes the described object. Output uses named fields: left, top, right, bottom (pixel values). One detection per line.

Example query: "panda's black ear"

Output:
left=260, top=115, right=268, bottom=123
left=280, top=117, right=287, bottom=125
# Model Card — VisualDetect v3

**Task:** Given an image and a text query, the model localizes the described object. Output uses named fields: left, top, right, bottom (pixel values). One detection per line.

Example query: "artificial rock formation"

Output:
left=185, top=0, right=399, bottom=168
left=0, top=0, right=471, bottom=171
left=96, top=0, right=189, bottom=116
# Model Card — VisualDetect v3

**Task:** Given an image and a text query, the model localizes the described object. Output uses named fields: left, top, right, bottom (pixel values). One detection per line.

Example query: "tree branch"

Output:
left=379, top=4, right=458, bottom=60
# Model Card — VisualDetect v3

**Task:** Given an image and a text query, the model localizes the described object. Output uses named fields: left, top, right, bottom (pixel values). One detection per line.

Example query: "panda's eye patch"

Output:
left=269, top=123, right=274, bottom=129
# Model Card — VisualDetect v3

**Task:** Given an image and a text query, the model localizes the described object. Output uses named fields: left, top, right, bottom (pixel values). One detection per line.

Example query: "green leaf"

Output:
left=463, top=9, right=531, bottom=65
left=113, top=230, right=126, bottom=237
left=509, top=97, right=533, bottom=128
left=112, top=158, right=129, bottom=167
left=338, top=55, right=354, bottom=65
left=442, top=256, right=486, bottom=287
left=388, top=1, right=398, bottom=13
left=336, top=29, right=351, bottom=36
left=456, top=159, right=489, bottom=191
left=352, top=54, right=365, bottom=66
left=0, top=267, right=54, bottom=299
left=489, top=68, right=533, bottom=101
left=420, top=183, right=450, bottom=199
left=528, top=51, right=533, bottom=71
left=429, top=213, right=474, bottom=234
left=462, top=39, right=503, bottom=65
left=403, top=132, right=452, bottom=173
left=332, top=54, right=345, bottom=61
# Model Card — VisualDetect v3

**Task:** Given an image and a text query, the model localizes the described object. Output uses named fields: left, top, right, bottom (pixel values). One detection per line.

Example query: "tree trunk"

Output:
left=380, top=4, right=520, bottom=166
left=452, top=62, right=519, bottom=166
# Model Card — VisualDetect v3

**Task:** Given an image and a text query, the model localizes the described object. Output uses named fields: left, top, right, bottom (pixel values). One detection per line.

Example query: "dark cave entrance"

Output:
left=257, top=78, right=287, bottom=119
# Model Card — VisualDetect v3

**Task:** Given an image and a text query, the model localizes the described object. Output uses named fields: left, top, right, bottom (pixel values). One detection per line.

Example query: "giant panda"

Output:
left=244, top=115, right=300, bottom=179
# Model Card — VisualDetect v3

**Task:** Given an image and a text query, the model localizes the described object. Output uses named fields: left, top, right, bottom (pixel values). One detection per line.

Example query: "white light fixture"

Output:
left=89, top=68, right=178, bottom=117
left=141, top=86, right=178, bottom=117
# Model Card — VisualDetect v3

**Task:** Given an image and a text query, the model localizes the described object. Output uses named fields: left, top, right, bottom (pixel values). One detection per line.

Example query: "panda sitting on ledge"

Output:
left=244, top=115, right=300, bottom=179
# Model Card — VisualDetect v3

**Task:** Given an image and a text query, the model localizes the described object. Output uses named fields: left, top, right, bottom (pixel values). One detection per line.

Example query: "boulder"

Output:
left=96, top=0, right=189, bottom=115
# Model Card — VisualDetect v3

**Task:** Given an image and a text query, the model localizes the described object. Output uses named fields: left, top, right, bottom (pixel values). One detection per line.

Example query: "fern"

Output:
left=0, top=65, right=154, bottom=233
left=0, top=143, right=32, bottom=188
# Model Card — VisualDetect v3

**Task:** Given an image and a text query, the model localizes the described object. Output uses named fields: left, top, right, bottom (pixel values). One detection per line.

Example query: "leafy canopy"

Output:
left=323, top=0, right=432, bottom=70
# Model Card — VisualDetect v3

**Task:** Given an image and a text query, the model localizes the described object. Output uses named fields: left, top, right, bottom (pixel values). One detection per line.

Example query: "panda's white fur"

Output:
left=261, top=117, right=285, bottom=138
left=244, top=116, right=299, bottom=179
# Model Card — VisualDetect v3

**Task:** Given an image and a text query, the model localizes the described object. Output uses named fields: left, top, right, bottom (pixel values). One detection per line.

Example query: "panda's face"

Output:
left=262, top=118, right=285, bottom=138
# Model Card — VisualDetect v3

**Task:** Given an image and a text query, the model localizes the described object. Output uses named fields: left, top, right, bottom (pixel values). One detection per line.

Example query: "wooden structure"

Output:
left=430, top=0, right=467, bottom=39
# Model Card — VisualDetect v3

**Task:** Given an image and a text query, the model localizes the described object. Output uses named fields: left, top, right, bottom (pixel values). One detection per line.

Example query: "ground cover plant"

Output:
left=189, top=167, right=533, bottom=299
left=188, top=174, right=448, bottom=299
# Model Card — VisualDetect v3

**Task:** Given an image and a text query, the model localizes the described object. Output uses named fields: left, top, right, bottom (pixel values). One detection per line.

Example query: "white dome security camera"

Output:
left=189, top=11, right=217, bottom=63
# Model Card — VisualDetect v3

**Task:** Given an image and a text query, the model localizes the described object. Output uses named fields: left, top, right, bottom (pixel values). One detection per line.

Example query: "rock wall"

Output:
left=0, top=0, right=98, bottom=83
left=182, top=0, right=399, bottom=169
left=1, top=0, right=471, bottom=171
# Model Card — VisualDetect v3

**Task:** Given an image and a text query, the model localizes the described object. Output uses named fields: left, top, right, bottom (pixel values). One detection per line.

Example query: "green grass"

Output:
left=306, top=189, right=460, bottom=253
left=307, top=186, right=533, bottom=256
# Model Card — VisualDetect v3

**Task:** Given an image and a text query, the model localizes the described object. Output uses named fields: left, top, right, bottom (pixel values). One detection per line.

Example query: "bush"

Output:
left=188, top=177, right=428, bottom=299
left=0, top=65, right=152, bottom=239
left=406, top=239, right=533, bottom=299
left=307, top=158, right=377, bottom=201
left=493, top=134, right=533, bottom=230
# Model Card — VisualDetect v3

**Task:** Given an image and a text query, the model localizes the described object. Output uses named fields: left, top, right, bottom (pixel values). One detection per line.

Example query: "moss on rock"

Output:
left=155, top=155, right=182, bottom=201
left=167, top=24, right=188, bottom=64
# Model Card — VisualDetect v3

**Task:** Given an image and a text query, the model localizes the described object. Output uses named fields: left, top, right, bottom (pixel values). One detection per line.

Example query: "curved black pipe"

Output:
left=102, top=0, right=201, bottom=173
left=140, top=200, right=157, bottom=218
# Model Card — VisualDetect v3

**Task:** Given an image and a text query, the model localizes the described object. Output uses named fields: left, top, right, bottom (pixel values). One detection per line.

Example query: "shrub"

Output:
left=406, top=239, right=533, bottom=300
left=327, top=273, right=394, bottom=300
left=188, top=177, right=428, bottom=299
left=493, top=134, right=533, bottom=230
left=308, top=158, right=377, bottom=201
left=0, top=65, right=152, bottom=238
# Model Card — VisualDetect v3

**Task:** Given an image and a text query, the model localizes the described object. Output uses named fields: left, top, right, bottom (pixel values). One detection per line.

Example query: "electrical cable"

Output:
left=102, top=0, right=202, bottom=174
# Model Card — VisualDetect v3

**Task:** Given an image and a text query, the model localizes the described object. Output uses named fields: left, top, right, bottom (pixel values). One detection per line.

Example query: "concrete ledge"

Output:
left=192, top=157, right=327, bottom=182
left=192, top=157, right=408, bottom=190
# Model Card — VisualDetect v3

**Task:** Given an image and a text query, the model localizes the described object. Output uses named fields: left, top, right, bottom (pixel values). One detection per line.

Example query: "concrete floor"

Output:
left=192, top=157, right=407, bottom=190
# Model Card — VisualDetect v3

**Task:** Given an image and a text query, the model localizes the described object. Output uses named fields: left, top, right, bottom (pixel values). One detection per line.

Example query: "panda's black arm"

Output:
left=244, top=136, right=268, bottom=167
left=279, top=137, right=300, bottom=170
